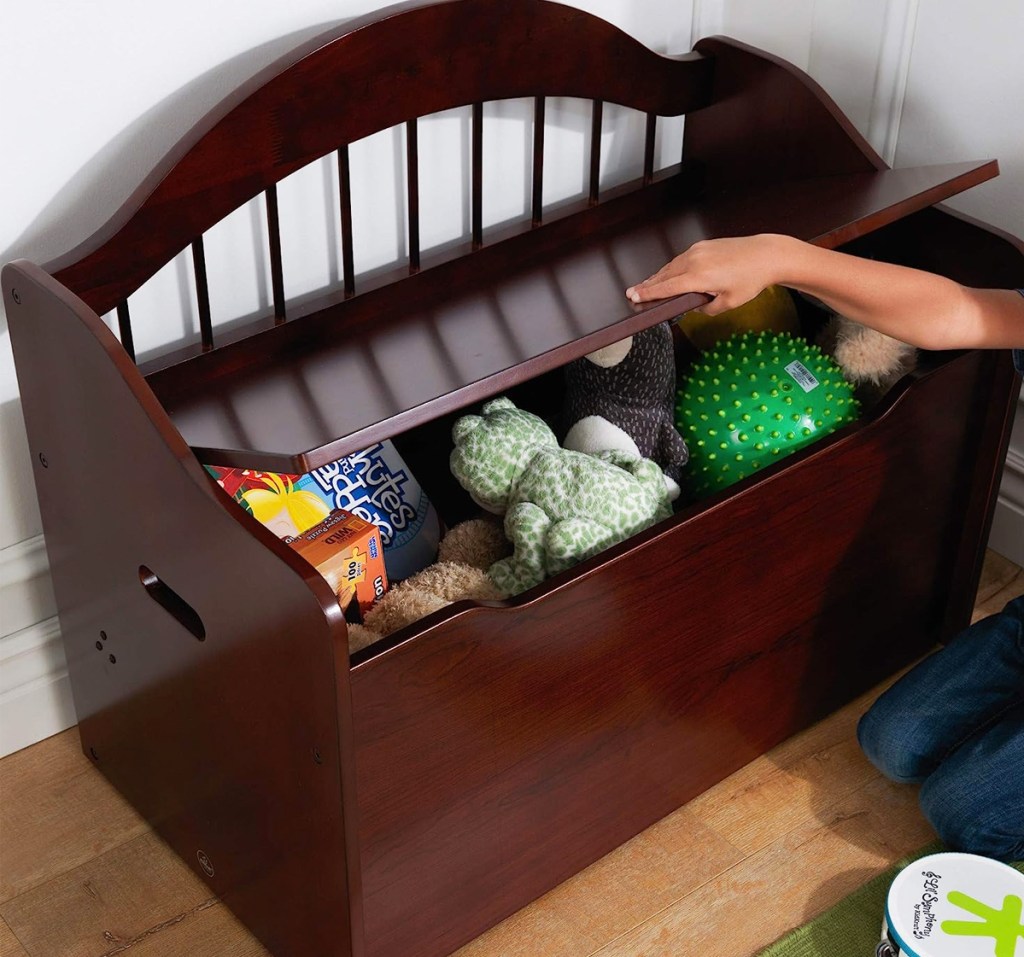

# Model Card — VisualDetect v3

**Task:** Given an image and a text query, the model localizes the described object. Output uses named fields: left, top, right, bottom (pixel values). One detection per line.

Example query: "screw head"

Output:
left=11, top=289, right=21, bottom=305
left=197, top=850, right=215, bottom=877
left=313, top=747, right=323, bottom=765
left=38, top=453, right=48, bottom=468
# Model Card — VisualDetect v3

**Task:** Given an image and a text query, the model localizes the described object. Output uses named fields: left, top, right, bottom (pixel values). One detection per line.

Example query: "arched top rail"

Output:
left=51, top=0, right=715, bottom=315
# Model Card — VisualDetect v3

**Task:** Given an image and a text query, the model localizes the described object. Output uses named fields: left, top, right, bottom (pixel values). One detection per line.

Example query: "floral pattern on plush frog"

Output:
left=450, top=397, right=672, bottom=595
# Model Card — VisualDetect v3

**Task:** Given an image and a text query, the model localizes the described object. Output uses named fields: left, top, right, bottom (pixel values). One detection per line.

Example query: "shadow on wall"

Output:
left=0, top=20, right=371, bottom=543
left=0, top=397, right=45, bottom=545
left=0, top=16, right=612, bottom=357
left=892, top=94, right=1021, bottom=237
left=0, top=20, right=349, bottom=335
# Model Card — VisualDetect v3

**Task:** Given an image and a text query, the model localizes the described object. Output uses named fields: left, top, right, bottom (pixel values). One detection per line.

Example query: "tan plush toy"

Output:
left=347, top=517, right=511, bottom=653
left=818, top=314, right=917, bottom=402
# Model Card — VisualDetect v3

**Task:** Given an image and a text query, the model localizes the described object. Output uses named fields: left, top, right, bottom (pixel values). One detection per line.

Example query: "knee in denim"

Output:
left=920, top=769, right=1024, bottom=862
left=857, top=706, right=935, bottom=784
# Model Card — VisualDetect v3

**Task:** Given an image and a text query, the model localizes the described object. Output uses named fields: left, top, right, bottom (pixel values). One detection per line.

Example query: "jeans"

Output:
left=857, top=595, right=1024, bottom=861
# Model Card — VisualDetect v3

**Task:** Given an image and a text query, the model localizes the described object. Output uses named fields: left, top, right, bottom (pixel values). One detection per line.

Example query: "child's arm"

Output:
left=625, top=234, right=1024, bottom=351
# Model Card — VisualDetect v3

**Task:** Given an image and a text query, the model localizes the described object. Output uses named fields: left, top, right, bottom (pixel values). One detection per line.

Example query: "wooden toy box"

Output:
left=5, top=2, right=1022, bottom=956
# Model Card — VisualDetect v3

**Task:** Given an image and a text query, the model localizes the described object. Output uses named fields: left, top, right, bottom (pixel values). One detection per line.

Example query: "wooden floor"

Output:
left=2, top=552, right=1021, bottom=957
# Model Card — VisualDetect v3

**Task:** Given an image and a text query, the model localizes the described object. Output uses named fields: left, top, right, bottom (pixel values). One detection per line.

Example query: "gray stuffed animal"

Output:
left=563, top=321, right=688, bottom=499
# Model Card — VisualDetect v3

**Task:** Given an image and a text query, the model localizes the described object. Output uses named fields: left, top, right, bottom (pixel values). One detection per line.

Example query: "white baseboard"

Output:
left=0, top=616, right=76, bottom=758
left=988, top=447, right=1024, bottom=569
left=0, top=534, right=75, bottom=756
left=0, top=535, right=57, bottom=636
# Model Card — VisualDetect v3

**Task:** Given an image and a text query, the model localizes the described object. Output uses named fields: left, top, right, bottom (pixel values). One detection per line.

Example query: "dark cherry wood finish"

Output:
left=3, top=263, right=364, bottom=957
left=351, top=343, right=1016, bottom=957
left=684, top=36, right=886, bottom=186
left=643, top=111, right=657, bottom=184
left=531, top=96, right=545, bottom=226
left=7, top=3, right=1023, bottom=957
left=191, top=237, right=214, bottom=350
left=472, top=101, right=484, bottom=250
left=841, top=207, right=1024, bottom=634
left=49, top=0, right=715, bottom=317
left=146, top=158, right=995, bottom=473
left=115, top=299, right=135, bottom=360
left=339, top=145, right=357, bottom=299
left=265, top=184, right=287, bottom=323
left=406, top=119, right=421, bottom=273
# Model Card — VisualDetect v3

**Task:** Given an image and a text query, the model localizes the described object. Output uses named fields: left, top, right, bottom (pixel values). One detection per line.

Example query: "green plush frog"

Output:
left=450, top=397, right=671, bottom=595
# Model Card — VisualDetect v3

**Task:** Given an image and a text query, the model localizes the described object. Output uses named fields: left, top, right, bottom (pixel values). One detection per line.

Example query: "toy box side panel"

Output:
left=3, top=263, right=365, bottom=957
left=840, top=206, right=1024, bottom=636
left=348, top=348, right=1005, bottom=957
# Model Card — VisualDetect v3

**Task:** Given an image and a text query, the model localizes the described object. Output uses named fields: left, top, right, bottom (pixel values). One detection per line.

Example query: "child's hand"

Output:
left=625, top=235, right=790, bottom=315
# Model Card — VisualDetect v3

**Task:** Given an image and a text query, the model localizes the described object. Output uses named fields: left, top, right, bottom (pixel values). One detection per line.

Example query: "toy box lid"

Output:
left=144, top=159, right=996, bottom=474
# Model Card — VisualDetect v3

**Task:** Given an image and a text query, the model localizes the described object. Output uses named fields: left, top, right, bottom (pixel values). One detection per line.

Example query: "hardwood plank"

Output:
left=124, top=902, right=270, bottom=957
left=0, top=919, right=28, bottom=957
left=0, top=730, right=147, bottom=903
left=591, top=774, right=936, bottom=957
left=685, top=688, right=886, bottom=855
left=6, top=898, right=271, bottom=957
left=453, top=811, right=742, bottom=957
left=0, top=833, right=214, bottom=957
left=975, top=548, right=1021, bottom=602
left=971, top=549, right=1024, bottom=622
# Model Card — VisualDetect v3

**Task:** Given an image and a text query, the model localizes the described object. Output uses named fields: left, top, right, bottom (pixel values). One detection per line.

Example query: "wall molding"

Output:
left=990, top=444, right=1024, bottom=568
left=0, top=615, right=75, bottom=757
left=866, top=0, right=921, bottom=165
left=690, top=0, right=724, bottom=44
left=0, top=534, right=73, bottom=757
left=0, top=534, right=56, bottom=637
left=0, top=533, right=49, bottom=584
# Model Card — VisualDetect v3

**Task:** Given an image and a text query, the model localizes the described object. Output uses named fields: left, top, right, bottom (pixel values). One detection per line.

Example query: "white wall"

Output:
left=2, top=0, right=1022, bottom=755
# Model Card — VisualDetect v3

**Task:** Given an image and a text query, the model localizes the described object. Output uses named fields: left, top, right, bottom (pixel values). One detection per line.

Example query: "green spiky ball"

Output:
left=676, top=331, right=859, bottom=497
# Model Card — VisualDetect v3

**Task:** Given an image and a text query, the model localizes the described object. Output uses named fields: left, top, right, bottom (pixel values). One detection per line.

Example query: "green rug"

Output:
left=757, top=843, right=1024, bottom=957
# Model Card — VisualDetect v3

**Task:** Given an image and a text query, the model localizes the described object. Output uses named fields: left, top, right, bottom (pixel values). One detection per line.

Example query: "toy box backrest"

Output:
left=685, top=35, right=886, bottom=188
left=47, top=0, right=716, bottom=333
left=40, top=0, right=913, bottom=380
